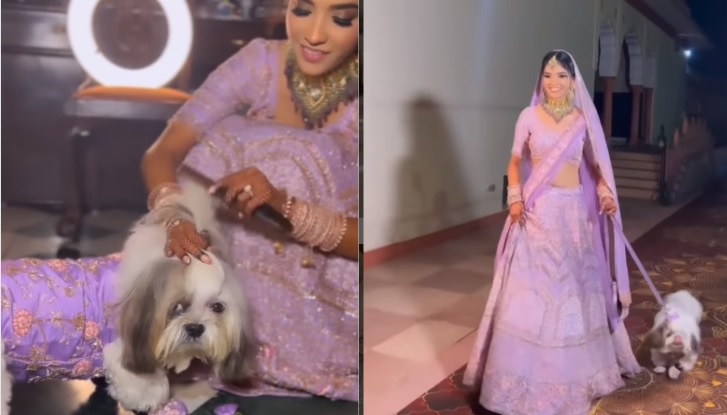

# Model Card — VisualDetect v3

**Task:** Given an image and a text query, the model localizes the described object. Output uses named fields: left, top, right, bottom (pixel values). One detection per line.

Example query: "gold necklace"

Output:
left=541, top=97, right=574, bottom=123
left=284, top=47, right=359, bottom=130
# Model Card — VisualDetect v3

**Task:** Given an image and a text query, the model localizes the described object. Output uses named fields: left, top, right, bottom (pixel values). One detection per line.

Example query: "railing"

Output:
left=658, top=141, right=670, bottom=205
left=657, top=115, right=714, bottom=205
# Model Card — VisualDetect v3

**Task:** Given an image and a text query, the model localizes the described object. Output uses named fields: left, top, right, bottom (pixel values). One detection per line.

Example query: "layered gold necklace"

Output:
left=541, top=97, right=574, bottom=123
left=285, top=47, right=359, bottom=130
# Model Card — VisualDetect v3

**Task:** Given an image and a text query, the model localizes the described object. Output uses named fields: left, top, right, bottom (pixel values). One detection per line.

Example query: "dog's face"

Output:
left=117, top=254, right=251, bottom=383
left=645, top=321, right=700, bottom=356
left=155, top=260, right=247, bottom=373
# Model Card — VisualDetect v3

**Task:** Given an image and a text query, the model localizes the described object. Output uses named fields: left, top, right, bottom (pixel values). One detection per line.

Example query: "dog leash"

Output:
left=610, top=216, right=664, bottom=306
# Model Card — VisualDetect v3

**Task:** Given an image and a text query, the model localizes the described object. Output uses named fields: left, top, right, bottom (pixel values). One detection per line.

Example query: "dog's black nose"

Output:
left=184, top=323, right=205, bottom=338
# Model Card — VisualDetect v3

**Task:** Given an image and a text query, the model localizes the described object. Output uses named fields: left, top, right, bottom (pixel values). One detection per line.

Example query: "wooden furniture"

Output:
left=2, top=3, right=86, bottom=205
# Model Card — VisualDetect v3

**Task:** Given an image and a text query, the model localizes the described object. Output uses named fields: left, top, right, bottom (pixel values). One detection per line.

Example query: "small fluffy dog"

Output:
left=103, top=183, right=252, bottom=412
left=644, top=290, right=703, bottom=380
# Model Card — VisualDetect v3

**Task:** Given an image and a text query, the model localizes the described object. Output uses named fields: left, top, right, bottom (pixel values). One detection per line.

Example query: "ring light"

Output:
left=67, top=0, right=193, bottom=88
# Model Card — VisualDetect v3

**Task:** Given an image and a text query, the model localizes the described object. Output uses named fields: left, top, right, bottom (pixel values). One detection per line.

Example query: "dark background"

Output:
left=687, top=0, right=727, bottom=78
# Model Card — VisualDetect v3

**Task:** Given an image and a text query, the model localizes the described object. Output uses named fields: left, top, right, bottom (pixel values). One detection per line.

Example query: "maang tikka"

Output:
left=547, top=54, right=559, bottom=70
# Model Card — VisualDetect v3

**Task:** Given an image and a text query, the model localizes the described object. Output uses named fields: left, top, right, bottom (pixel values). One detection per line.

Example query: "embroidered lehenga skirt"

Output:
left=465, top=187, right=640, bottom=415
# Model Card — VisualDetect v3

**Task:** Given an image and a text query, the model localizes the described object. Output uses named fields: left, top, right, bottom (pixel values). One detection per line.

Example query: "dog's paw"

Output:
left=667, top=366, right=682, bottom=380
left=653, top=365, right=666, bottom=374
left=106, top=370, right=170, bottom=412
left=103, top=341, right=170, bottom=412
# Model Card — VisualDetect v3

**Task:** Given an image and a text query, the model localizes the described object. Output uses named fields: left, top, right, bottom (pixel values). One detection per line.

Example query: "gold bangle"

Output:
left=148, top=182, right=180, bottom=211
left=321, top=214, right=347, bottom=252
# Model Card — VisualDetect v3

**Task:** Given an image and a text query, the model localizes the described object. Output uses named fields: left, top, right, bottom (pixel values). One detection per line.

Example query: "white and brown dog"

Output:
left=103, top=183, right=252, bottom=413
left=645, top=290, right=703, bottom=380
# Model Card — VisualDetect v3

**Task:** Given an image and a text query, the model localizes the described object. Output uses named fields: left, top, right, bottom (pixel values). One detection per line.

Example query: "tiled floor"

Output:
left=396, top=185, right=727, bottom=415
left=1, top=206, right=217, bottom=414
left=362, top=196, right=694, bottom=415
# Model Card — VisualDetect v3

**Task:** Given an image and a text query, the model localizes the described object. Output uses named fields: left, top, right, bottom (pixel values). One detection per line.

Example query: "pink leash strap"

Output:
left=610, top=216, right=664, bottom=306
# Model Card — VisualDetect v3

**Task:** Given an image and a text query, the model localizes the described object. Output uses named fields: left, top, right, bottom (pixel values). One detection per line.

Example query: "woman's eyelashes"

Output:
left=292, top=7, right=311, bottom=17
left=333, top=16, right=355, bottom=27
left=291, top=6, right=356, bottom=28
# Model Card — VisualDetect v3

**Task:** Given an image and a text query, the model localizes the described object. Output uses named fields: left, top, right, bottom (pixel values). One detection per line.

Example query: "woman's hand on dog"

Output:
left=166, top=219, right=212, bottom=265
left=210, top=167, right=287, bottom=218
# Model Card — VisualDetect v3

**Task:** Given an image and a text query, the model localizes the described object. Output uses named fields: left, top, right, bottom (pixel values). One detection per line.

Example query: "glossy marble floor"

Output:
left=362, top=196, right=695, bottom=415
left=1, top=206, right=218, bottom=415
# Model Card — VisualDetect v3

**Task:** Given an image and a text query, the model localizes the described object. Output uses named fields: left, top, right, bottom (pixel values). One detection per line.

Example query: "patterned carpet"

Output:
left=397, top=185, right=727, bottom=415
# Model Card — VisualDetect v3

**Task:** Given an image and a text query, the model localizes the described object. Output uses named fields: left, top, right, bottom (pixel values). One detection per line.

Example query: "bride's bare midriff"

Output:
left=532, top=158, right=581, bottom=188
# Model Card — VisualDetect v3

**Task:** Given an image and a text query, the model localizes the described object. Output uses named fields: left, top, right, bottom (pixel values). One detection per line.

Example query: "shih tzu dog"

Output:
left=644, top=290, right=703, bottom=380
left=103, top=183, right=252, bottom=413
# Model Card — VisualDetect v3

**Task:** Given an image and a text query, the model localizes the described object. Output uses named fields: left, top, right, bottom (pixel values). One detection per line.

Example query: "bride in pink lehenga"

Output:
left=463, top=51, right=642, bottom=415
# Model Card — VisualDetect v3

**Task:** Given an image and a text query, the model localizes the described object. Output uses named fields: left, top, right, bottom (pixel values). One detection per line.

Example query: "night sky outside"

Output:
left=687, top=0, right=727, bottom=79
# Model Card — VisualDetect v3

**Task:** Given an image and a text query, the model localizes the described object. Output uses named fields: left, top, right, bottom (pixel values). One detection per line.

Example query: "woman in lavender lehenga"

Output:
left=462, top=51, right=642, bottom=415
left=1, top=1, right=358, bottom=414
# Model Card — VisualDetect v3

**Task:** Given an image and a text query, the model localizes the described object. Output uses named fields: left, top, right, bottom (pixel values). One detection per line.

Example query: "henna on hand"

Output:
left=165, top=219, right=211, bottom=265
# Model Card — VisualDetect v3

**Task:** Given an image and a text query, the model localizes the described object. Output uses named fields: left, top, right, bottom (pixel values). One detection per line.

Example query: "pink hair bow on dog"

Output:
left=667, top=310, right=680, bottom=323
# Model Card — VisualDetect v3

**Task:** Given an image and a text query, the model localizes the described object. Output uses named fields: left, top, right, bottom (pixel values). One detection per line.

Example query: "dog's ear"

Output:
left=690, top=334, right=702, bottom=354
left=644, top=322, right=667, bottom=349
left=214, top=259, right=253, bottom=383
left=117, top=259, right=180, bottom=374
left=217, top=334, right=254, bottom=383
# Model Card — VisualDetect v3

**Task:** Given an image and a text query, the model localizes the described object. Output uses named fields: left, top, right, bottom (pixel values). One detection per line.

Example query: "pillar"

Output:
left=601, top=76, right=615, bottom=141
left=629, top=85, right=643, bottom=147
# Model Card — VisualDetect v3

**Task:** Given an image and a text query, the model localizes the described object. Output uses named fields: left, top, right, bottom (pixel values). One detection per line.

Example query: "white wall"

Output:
left=363, top=0, right=597, bottom=251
